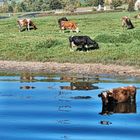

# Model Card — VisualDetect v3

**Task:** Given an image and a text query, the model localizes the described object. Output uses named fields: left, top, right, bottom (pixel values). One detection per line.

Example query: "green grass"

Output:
left=0, top=11, right=140, bottom=66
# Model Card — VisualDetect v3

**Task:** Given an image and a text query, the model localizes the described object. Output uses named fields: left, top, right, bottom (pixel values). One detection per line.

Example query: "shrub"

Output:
left=110, top=0, right=123, bottom=10
left=128, top=0, right=135, bottom=11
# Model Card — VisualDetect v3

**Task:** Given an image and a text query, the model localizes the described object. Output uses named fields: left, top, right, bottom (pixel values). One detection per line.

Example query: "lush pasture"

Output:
left=0, top=11, right=140, bottom=66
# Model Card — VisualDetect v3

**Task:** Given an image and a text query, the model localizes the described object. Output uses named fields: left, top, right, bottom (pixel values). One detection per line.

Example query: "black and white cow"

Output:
left=69, top=36, right=99, bottom=51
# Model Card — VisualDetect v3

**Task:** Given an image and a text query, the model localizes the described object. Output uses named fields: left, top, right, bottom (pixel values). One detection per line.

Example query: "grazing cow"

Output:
left=69, top=35, right=99, bottom=51
left=58, top=17, right=68, bottom=29
left=98, top=86, right=136, bottom=105
left=121, top=16, right=134, bottom=29
left=17, top=18, right=37, bottom=32
left=134, top=14, right=140, bottom=19
left=60, top=21, right=79, bottom=33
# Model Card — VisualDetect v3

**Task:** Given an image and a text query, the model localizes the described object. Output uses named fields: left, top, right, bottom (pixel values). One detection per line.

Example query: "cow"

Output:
left=17, top=18, right=37, bottom=32
left=134, top=14, right=140, bottom=19
left=60, top=21, right=79, bottom=33
left=121, top=16, right=134, bottom=29
left=58, top=17, right=68, bottom=29
left=98, top=86, right=136, bottom=105
left=69, top=35, right=99, bottom=51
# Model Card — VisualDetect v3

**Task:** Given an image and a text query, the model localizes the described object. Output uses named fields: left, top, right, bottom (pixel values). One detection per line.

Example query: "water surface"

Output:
left=0, top=73, right=140, bottom=140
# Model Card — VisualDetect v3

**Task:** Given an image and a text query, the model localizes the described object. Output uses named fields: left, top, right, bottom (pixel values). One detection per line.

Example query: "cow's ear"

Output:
left=108, top=92, right=112, bottom=97
left=98, top=94, right=101, bottom=97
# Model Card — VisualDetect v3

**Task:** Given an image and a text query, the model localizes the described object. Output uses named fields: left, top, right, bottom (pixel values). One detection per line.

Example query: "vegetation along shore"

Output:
left=0, top=11, right=140, bottom=76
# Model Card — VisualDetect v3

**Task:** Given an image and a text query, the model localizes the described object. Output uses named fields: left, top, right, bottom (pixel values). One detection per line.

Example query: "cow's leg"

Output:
left=18, top=24, right=22, bottom=32
left=61, top=27, right=65, bottom=33
left=85, top=45, right=89, bottom=52
left=82, top=45, right=86, bottom=51
left=75, top=27, right=79, bottom=33
left=70, top=42, right=76, bottom=51
left=27, top=22, right=30, bottom=31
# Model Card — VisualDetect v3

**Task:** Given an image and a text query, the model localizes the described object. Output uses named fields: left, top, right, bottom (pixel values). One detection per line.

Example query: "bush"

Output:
left=128, top=0, right=135, bottom=11
left=95, top=33, right=133, bottom=44
left=35, top=38, right=60, bottom=48
left=110, top=0, right=123, bottom=10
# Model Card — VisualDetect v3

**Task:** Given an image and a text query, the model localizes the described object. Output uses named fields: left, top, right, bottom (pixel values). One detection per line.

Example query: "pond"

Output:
left=0, top=73, right=140, bottom=140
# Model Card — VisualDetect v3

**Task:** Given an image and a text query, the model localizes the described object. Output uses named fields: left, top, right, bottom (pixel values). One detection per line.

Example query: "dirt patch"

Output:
left=0, top=60, right=140, bottom=77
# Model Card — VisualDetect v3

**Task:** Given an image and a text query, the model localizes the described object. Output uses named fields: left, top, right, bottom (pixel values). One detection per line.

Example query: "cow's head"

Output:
left=98, top=90, right=114, bottom=105
left=92, top=41, right=99, bottom=49
left=98, top=91, right=108, bottom=104
left=75, top=27, right=79, bottom=33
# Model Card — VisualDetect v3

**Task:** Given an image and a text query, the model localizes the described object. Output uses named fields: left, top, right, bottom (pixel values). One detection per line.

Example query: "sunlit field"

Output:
left=0, top=11, right=140, bottom=66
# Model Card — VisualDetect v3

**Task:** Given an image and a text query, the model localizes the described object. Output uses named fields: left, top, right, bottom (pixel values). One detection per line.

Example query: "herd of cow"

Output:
left=17, top=14, right=139, bottom=52
left=16, top=16, right=138, bottom=113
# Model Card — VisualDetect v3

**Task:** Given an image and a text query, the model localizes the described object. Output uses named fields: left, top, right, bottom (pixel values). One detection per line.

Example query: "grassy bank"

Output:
left=0, top=11, right=140, bottom=67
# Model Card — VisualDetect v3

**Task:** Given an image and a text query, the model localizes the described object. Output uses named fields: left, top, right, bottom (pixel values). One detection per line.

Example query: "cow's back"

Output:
left=61, top=21, right=78, bottom=30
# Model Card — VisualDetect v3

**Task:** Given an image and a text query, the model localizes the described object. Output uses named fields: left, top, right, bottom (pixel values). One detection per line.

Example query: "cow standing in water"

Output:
left=98, top=86, right=136, bottom=105
left=98, top=86, right=137, bottom=115
left=17, top=18, right=37, bottom=32
left=121, top=16, right=134, bottom=29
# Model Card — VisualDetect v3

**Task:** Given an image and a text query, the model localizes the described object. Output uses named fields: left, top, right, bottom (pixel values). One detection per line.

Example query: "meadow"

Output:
left=0, top=11, right=140, bottom=67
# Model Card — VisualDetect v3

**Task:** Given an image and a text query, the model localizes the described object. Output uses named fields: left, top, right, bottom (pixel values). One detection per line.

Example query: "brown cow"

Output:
left=17, top=18, right=37, bottom=32
left=121, top=16, right=134, bottom=29
left=98, top=86, right=136, bottom=105
left=60, top=21, right=79, bottom=33
left=134, top=13, right=140, bottom=19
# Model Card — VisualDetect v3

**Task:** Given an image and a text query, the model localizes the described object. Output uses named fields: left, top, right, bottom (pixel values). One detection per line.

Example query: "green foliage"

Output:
left=127, top=0, right=135, bottom=11
left=84, top=0, right=98, bottom=6
left=49, top=0, right=63, bottom=10
left=0, top=0, right=83, bottom=12
left=110, top=0, right=123, bottom=9
left=0, top=11, right=140, bottom=67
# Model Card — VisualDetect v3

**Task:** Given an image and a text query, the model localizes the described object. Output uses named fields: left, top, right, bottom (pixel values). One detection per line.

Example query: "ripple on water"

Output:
left=0, top=74, right=140, bottom=140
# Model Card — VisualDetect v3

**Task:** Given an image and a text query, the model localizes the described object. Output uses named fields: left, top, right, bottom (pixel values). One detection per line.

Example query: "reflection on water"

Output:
left=100, top=120, right=112, bottom=125
left=60, top=76, right=99, bottom=90
left=20, top=86, right=35, bottom=89
left=71, top=96, right=92, bottom=99
left=20, top=73, right=34, bottom=82
left=61, top=82, right=99, bottom=90
left=100, top=102, right=136, bottom=115
left=0, top=73, right=140, bottom=140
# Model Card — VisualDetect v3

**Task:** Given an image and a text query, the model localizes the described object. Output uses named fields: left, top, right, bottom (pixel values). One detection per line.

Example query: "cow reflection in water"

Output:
left=100, top=102, right=136, bottom=115
left=20, top=73, right=34, bottom=82
left=60, top=76, right=99, bottom=90
left=61, top=81, right=99, bottom=90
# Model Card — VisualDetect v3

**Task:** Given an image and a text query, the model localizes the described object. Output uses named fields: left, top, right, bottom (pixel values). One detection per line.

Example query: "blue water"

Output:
left=0, top=74, right=140, bottom=140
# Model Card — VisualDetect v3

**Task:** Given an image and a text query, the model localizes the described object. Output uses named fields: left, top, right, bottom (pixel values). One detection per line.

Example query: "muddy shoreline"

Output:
left=0, top=60, right=140, bottom=77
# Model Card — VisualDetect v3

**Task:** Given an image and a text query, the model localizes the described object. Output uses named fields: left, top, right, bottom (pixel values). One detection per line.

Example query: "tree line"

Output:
left=0, top=0, right=137, bottom=13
